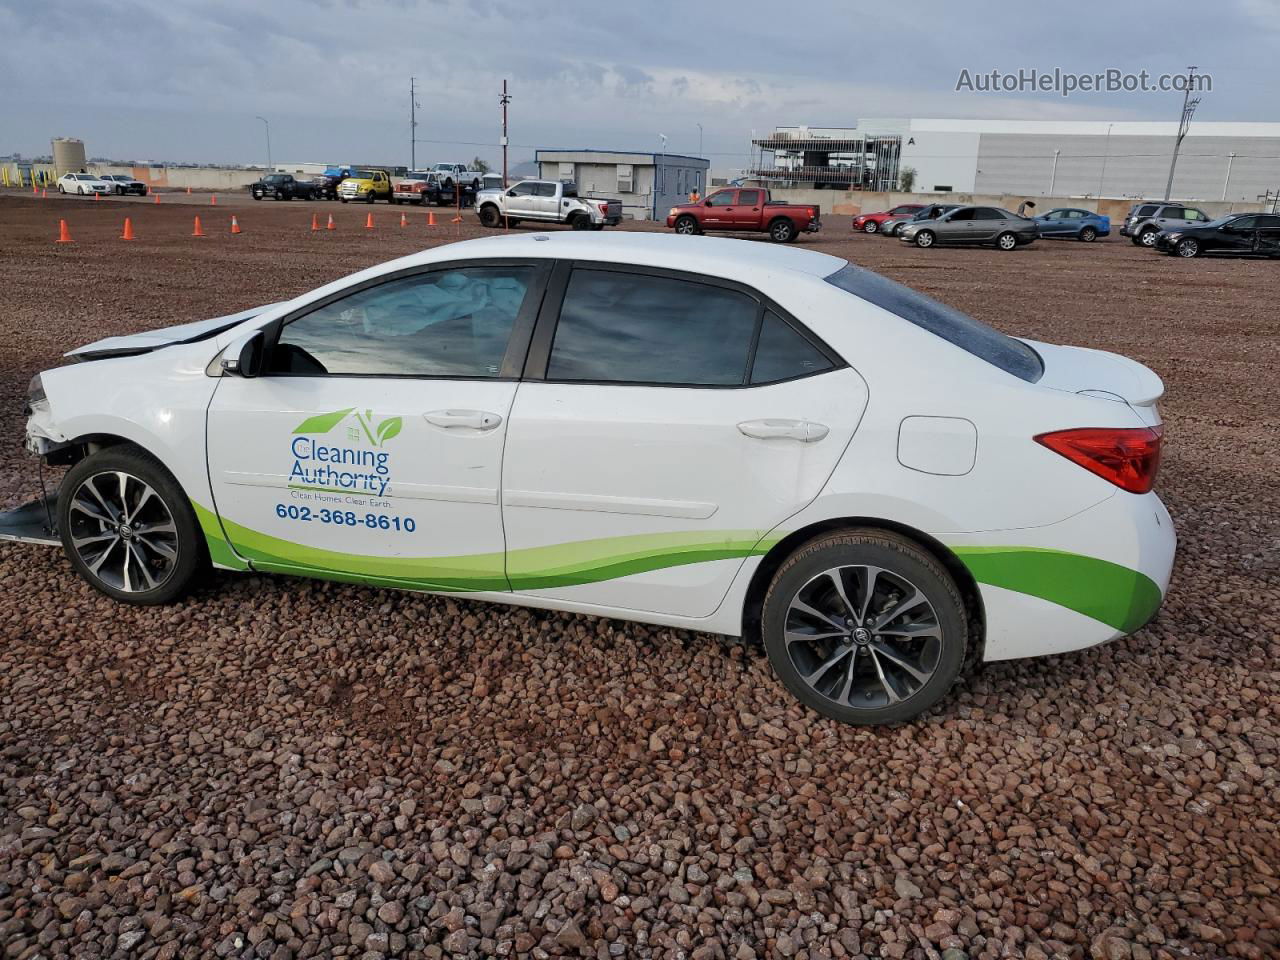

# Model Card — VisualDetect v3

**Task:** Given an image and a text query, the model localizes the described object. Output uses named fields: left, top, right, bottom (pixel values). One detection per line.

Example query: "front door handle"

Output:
left=424, top=410, right=503, bottom=431
left=737, top=419, right=829, bottom=442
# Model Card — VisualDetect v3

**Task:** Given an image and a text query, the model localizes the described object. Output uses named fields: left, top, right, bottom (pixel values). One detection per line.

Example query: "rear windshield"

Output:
left=824, top=263, right=1043, bottom=382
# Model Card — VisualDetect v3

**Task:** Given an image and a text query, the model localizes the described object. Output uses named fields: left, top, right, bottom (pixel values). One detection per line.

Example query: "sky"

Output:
left=1, top=0, right=1276, bottom=173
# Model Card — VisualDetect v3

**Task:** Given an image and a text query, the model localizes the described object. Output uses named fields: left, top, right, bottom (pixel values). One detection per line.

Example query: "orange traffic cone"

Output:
left=56, top=219, right=73, bottom=243
left=311, top=213, right=319, bottom=232
left=32, top=184, right=37, bottom=195
left=365, top=213, right=374, bottom=230
left=154, top=193, right=161, bottom=204
left=120, top=217, right=136, bottom=240
left=400, top=212, right=408, bottom=228
left=192, top=216, right=205, bottom=237
left=41, top=188, right=47, bottom=199
left=211, top=195, right=218, bottom=206
left=427, top=211, right=436, bottom=227
left=327, top=214, right=335, bottom=231
left=230, top=215, right=241, bottom=234
left=93, top=191, right=100, bottom=202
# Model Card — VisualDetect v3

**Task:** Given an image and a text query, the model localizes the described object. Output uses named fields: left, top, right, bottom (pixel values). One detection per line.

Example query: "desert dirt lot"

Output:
left=0, top=191, right=1276, bottom=960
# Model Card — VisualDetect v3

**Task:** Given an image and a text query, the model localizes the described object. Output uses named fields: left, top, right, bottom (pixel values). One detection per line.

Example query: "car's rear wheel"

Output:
left=1140, top=228, right=1159, bottom=247
left=762, top=530, right=968, bottom=725
left=769, top=219, right=797, bottom=243
left=862, top=221, right=878, bottom=234
left=674, top=215, right=699, bottom=235
left=570, top=213, right=592, bottom=230
left=1176, top=238, right=1200, bottom=258
left=914, top=230, right=935, bottom=248
left=58, top=447, right=205, bottom=606
left=1079, top=226, right=1098, bottom=242
left=996, top=231, right=1018, bottom=251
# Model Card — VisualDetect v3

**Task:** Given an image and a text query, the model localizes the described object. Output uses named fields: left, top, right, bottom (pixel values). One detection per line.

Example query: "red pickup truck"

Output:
left=666, top=188, right=821, bottom=242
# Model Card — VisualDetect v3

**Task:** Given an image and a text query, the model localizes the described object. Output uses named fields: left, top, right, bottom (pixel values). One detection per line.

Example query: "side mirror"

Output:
left=220, top=330, right=265, bottom=378
left=506, top=189, right=518, bottom=197
left=704, top=199, right=714, bottom=207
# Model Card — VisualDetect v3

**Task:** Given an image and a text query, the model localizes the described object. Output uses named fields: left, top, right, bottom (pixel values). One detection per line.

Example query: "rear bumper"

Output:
left=805, top=219, right=822, bottom=233
left=942, top=490, right=1176, bottom=661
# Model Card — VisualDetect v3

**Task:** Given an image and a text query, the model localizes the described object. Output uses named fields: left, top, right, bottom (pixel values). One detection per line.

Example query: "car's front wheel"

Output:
left=1176, top=238, right=1200, bottom=258
left=914, top=230, right=935, bottom=248
left=58, top=446, right=205, bottom=606
left=862, top=220, right=878, bottom=234
left=761, top=530, right=968, bottom=725
left=673, top=215, right=699, bottom=235
left=478, top=204, right=502, bottom=228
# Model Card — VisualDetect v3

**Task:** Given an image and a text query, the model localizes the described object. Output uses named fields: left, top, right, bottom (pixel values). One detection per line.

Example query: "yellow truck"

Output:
left=337, top=167, right=393, bottom=203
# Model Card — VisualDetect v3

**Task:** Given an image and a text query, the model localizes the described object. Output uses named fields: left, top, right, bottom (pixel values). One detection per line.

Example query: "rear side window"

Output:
left=1136, top=204, right=1158, bottom=217
left=750, top=312, right=834, bottom=385
left=738, top=190, right=761, bottom=205
left=547, top=270, right=758, bottom=385
left=824, top=263, right=1043, bottom=383
left=1162, top=206, right=1185, bottom=219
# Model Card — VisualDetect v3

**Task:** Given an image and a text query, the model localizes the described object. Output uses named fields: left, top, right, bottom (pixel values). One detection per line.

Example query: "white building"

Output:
left=754, top=119, right=1280, bottom=201
left=536, top=149, right=710, bottom=220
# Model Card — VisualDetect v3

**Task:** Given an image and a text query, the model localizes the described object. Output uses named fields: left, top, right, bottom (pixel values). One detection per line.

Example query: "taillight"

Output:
left=1034, top=426, right=1163, bottom=493
left=598, top=202, right=609, bottom=215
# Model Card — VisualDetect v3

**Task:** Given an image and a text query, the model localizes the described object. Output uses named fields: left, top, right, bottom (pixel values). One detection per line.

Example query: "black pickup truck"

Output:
left=250, top=174, right=316, bottom=201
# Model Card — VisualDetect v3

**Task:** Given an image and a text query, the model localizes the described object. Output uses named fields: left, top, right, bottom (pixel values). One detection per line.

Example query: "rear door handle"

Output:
left=737, top=419, right=829, bottom=442
left=424, top=410, right=503, bottom=431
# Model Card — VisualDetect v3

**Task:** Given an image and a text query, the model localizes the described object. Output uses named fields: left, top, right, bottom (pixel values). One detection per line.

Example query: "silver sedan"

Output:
left=899, top=206, right=1039, bottom=251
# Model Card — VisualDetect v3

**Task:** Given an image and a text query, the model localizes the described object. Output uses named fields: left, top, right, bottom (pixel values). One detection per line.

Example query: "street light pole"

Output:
left=500, top=79, right=511, bottom=188
left=1164, top=66, right=1201, bottom=201
left=409, top=77, right=419, bottom=171
left=1049, top=148, right=1060, bottom=195
left=254, top=116, right=271, bottom=170
left=1098, top=123, right=1113, bottom=197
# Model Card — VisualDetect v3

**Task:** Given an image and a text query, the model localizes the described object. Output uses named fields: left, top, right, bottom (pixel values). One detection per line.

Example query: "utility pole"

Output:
left=1164, top=66, right=1201, bottom=201
left=409, top=77, right=419, bottom=171
left=500, top=79, right=511, bottom=187
left=254, top=116, right=271, bottom=170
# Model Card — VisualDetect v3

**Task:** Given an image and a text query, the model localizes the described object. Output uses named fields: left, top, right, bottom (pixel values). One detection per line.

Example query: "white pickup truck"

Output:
left=431, top=163, right=484, bottom=191
left=475, top=180, right=622, bottom=230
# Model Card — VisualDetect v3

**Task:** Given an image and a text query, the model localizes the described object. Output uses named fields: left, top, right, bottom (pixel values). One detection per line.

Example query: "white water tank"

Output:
left=52, top=137, right=87, bottom=174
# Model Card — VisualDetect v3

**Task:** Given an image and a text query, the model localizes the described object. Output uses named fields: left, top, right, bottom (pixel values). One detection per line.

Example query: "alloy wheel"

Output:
left=997, top=233, right=1017, bottom=250
left=1177, top=239, right=1199, bottom=257
left=1141, top=230, right=1158, bottom=246
left=65, top=470, right=180, bottom=593
left=783, top=565, right=942, bottom=709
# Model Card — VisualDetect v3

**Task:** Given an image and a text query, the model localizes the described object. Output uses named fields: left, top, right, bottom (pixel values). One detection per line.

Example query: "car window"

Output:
left=738, top=190, right=761, bottom=205
left=1186, top=209, right=1209, bottom=221
left=948, top=209, right=976, bottom=221
left=1043, top=210, right=1063, bottom=220
left=972, top=208, right=1003, bottom=220
left=1161, top=207, right=1185, bottom=219
left=1227, top=216, right=1257, bottom=230
left=271, top=266, right=535, bottom=378
left=707, top=192, right=737, bottom=207
left=1066, top=210, right=1085, bottom=219
left=825, top=262, right=1043, bottom=383
left=1137, top=204, right=1159, bottom=217
left=509, top=182, right=537, bottom=196
left=547, top=269, right=758, bottom=386
left=890, top=205, right=917, bottom=215
left=534, top=182, right=558, bottom=197
left=750, top=311, right=834, bottom=385
left=1257, top=216, right=1280, bottom=229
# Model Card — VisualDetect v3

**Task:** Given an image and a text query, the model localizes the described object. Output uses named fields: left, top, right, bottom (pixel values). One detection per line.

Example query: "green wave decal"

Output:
left=192, top=501, right=250, bottom=571
left=953, top=546, right=1161, bottom=634
left=194, top=504, right=778, bottom=593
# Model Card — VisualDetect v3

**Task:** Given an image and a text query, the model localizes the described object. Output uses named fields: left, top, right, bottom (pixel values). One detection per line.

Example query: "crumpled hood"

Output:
left=65, top=304, right=279, bottom=361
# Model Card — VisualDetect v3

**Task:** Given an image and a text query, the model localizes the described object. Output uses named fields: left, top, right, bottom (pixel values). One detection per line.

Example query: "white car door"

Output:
left=504, top=182, right=540, bottom=219
left=206, top=259, right=551, bottom=591
left=501, top=263, right=868, bottom=619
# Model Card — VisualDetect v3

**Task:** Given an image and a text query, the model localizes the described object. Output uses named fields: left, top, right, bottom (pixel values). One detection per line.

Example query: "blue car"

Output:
left=1033, top=207, right=1110, bottom=242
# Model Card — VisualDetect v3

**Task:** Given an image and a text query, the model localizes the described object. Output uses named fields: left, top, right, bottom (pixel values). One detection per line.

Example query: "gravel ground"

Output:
left=0, top=192, right=1276, bottom=960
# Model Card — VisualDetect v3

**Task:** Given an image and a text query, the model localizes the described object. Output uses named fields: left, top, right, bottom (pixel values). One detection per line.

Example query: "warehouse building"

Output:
left=752, top=119, right=1280, bottom=201
left=536, top=149, right=710, bottom=220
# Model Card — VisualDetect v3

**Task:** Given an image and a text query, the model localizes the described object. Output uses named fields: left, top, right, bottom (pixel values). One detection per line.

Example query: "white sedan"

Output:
left=57, top=173, right=113, bottom=196
left=12, top=234, right=1175, bottom=724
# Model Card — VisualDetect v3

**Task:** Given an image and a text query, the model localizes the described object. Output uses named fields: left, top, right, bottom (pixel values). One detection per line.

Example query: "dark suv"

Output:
left=250, top=174, right=316, bottom=201
left=1120, top=202, right=1211, bottom=246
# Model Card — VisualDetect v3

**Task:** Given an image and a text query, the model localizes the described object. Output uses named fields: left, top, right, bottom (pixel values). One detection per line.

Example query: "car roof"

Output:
left=406, top=232, right=847, bottom=281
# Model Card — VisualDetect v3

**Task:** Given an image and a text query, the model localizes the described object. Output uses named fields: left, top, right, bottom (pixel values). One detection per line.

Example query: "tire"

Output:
left=252, top=190, right=263, bottom=200
left=478, top=204, right=502, bottom=228
left=340, top=197, right=348, bottom=204
left=591, top=224, right=605, bottom=231
left=366, top=191, right=376, bottom=204
left=761, top=529, right=968, bottom=725
left=570, top=213, right=592, bottom=231
left=274, top=189, right=285, bottom=200
left=116, top=186, right=125, bottom=196
left=674, top=215, right=699, bottom=235
left=768, top=218, right=797, bottom=243
left=1140, top=228, right=1158, bottom=247
left=58, top=185, right=65, bottom=194
left=996, top=231, right=1018, bottom=251
left=1079, top=226, right=1098, bottom=242
left=78, top=187, right=85, bottom=195
left=57, top=446, right=206, bottom=606
left=862, top=221, right=878, bottom=234
left=1176, top=238, right=1200, bottom=258
left=914, top=230, right=935, bottom=248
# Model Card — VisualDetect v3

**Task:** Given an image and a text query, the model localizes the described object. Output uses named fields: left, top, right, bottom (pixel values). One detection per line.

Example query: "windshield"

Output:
left=1202, top=215, right=1239, bottom=229
left=353, top=170, right=377, bottom=179
left=824, top=263, right=1043, bottom=383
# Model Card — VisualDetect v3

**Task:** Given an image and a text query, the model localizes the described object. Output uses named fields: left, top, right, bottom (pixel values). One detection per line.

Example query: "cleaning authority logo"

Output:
left=288, top=408, right=401, bottom=497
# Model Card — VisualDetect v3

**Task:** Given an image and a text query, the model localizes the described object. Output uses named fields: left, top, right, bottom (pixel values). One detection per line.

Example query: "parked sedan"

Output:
left=8, top=234, right=1173, bottom=726
left=852, top=203, right=925, bottom=234
left=883, top=203, right=961, bottom=238
left=99, top=174, right=148, bottom=196
left=899, top=206, right=1038, bottom=250
left=57, top=173, right=112, bottom=196
left=1033, top=208, right=1109, bottom=242
left=1154, top=212, right=1280, bottom=258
